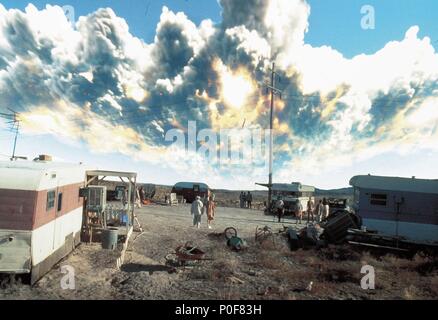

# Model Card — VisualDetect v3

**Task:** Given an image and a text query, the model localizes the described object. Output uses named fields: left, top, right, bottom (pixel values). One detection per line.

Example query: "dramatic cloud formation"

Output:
left=0, top=0, right=437, bottom=188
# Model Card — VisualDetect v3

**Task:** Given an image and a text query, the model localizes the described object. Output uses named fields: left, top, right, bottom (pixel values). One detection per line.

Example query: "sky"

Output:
left=0, top=0, right=437, bottom=190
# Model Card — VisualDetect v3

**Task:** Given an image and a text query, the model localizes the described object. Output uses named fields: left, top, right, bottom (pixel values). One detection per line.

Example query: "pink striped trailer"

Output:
left=0, top=160, right=87, bottom=283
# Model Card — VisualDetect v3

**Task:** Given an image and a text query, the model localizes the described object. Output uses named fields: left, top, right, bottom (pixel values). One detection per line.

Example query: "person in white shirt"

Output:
left=296, top=201, right=304, bottom=224
left=322, top=198, right=330, bottom=221
left=314, top=199, right=323, bottom=222
left=191, top=196, right=204, bottom=229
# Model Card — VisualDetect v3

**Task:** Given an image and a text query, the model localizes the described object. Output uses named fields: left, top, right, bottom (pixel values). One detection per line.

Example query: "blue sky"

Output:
left=2, top=0, right=436, bottom=56
left=0, top=0, right=437, bottom=189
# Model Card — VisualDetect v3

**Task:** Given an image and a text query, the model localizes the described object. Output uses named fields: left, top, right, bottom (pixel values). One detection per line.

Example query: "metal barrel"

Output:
left=101, top=228, right=118, bottom=250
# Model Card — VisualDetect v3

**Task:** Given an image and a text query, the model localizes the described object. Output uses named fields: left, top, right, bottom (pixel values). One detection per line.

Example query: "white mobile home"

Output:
left=350, top=175, right=438, bottom=245
left=0, top=160, right=87, bottom=283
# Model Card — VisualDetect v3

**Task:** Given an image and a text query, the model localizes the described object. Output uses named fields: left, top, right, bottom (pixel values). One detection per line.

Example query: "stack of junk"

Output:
left=287, top=210, right=361, bottom=251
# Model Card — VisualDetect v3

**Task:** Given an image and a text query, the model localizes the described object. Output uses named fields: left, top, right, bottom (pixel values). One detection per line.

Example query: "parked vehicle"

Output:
left=171, top=182, right=211, bottom=203
left=257, top=182, right=315, bottom=216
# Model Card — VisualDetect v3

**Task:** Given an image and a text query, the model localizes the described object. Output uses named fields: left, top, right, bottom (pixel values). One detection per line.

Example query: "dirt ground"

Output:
left=1, top=204, right=437, bottom=300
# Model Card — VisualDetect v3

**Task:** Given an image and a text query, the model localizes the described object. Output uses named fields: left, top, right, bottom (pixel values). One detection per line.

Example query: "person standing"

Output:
left=191, top=196, right=204, bottom=229
left=139, top=186, right=146, bottom=203
left=296, top=201, right=304, bottom=224
left=307, top=197, right=315, bottom=223
left=239, top=192, right=244, bottom=208
left=322, top=198, right=330, bottom=221
left=275, top=197, right=285, bottom=223
left=314, top=199, right=323, bottom=223
left=247, top=191, right=253, bottom=209
left=207, top=194, right=216, bottom=229
left=122, top=188, right=128, bottom=208
left=243, top=192, right=247, bottom=208
left=202, top=193, right=208, bottom=216
left=135, top=187, right=142, bottom=208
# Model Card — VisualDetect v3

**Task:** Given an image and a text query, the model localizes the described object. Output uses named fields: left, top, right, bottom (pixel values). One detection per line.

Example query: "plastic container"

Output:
left=102, top=228, right=119, bottom=250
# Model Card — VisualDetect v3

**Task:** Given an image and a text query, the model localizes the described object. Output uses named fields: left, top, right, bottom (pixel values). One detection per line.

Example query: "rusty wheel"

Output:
left=224, top=227, right=237, bottom=240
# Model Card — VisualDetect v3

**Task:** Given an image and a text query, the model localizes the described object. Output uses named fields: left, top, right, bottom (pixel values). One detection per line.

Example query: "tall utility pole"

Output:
left=264, top=63, right=282, bottom=211
left=0, top=108, right=21, bottom=161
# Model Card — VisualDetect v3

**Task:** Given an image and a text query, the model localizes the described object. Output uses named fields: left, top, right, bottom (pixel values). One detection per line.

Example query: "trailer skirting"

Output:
left=363, top=218, right=438, bottom=244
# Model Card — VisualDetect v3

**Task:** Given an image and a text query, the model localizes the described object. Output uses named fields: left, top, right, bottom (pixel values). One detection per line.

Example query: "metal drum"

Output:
left=102, top=228, right=118, bottom=250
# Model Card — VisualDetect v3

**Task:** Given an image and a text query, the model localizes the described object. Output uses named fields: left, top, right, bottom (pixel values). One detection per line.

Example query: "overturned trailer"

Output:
left=0, top=160, right=88, bottom=283
left=349, top=175, right=438, bottom=246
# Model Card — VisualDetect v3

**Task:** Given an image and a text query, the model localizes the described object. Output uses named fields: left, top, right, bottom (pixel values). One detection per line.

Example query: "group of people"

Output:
left=239, top=191, right=253, bottom=209
left=275, top=197, right=331, bottom=224
left=190, top=192, right=216, bottom=229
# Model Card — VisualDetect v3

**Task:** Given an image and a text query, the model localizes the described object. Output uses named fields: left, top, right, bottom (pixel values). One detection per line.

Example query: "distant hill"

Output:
left=315, top=187, right=353, bottom=196
left=140, top=183, right=354, bottom=196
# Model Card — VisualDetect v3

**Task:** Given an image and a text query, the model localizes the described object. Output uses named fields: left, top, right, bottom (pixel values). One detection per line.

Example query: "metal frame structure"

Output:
left=83, top=170, right=137, bottom=240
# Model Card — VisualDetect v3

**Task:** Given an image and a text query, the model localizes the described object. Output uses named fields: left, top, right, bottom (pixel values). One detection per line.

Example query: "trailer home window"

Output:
left=47, top=190, right=56, bottom=211
left=370, top=194, right=387, bottom=206
left=57, top=193, right=63, bottom=212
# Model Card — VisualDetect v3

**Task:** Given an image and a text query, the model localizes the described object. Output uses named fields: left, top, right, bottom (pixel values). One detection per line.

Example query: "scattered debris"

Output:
left=302, top=224, right=325, bottom=248
left=246, top=270, right=259, bottom=277
left=292, top=281, right=314, bottom=293
left=255, top=226, right=274, bottom=244
left=166, top=242, right=212, bottom=267
left=346, top=228, right=438, bottom=254
left=208, top=232, right=225, bottom=240
left=306, top=281, right=314, bottom=292
left=222, top=227, right=247, bottom=251
left=320, top=210, right=360, bottom=244
left=227, top=276, right=245, bottom=285
left=286, top=228, right=302, bottom=251
left=284, top=210, right=361, bottom=251
left=285, top=224, right=326, bottom=250
left=227, top=236, right=247, bottom=252
left=224, top=227, right=238, bottom=240
left=257, top=286, right=283, bottom=296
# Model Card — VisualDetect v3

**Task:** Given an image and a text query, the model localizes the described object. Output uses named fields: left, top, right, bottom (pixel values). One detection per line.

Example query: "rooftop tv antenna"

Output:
left=0, top=108, right=21, bottom=161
